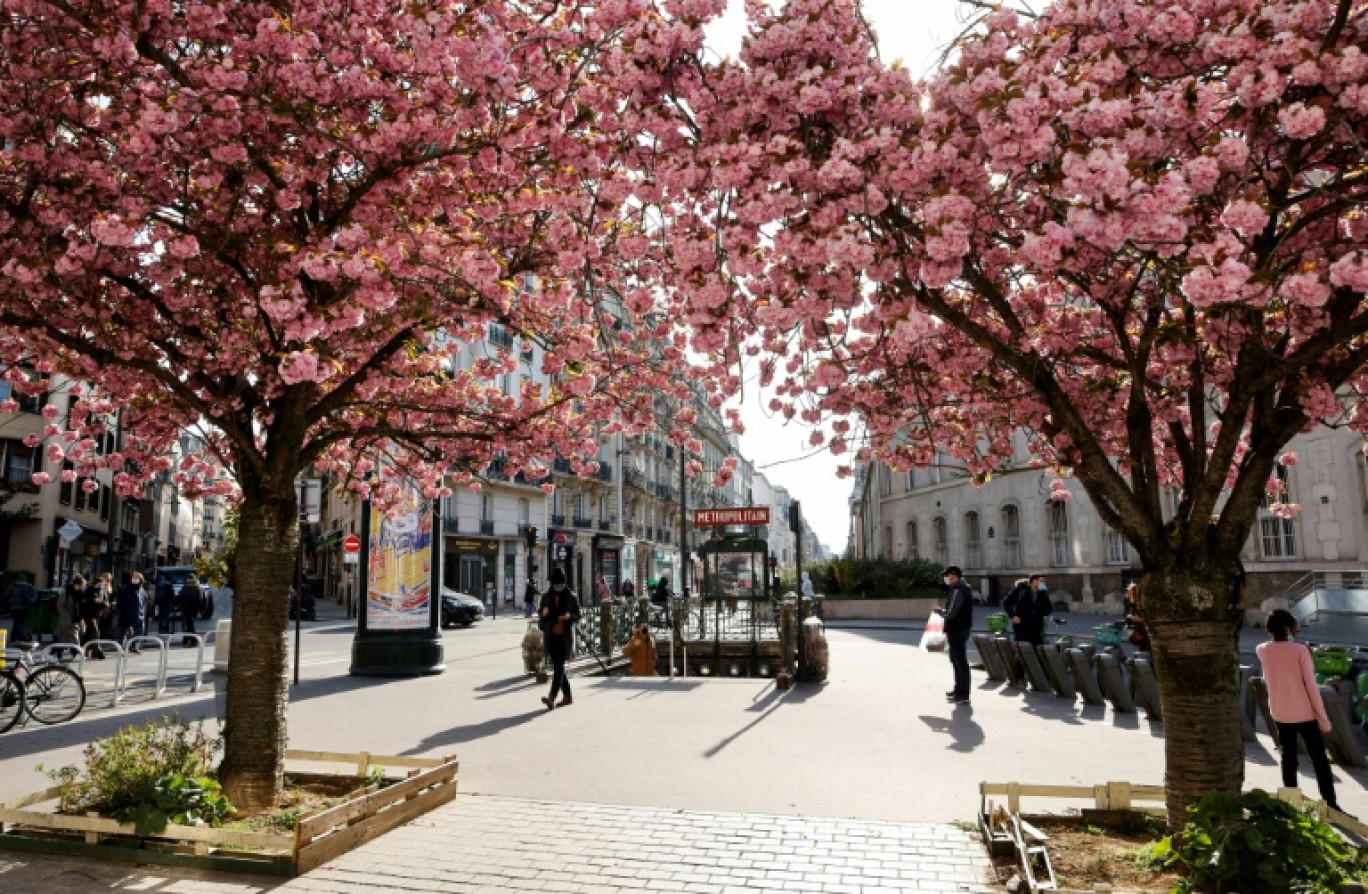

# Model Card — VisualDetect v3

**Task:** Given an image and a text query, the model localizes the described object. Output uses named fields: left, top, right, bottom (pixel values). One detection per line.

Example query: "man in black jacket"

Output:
left=1003, top=573, right=1052, bottom=645
left=538, top=568, right=581, bottom=710
left=938, top=565, right=974, bottom=704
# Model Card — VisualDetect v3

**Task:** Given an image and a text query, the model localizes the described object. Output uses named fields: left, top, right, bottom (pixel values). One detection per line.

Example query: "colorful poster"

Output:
left=366, top=488, right=433, bottom=631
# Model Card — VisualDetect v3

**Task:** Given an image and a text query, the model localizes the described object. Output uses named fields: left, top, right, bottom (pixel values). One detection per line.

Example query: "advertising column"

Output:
left=350, top=483, right=445, bottom=676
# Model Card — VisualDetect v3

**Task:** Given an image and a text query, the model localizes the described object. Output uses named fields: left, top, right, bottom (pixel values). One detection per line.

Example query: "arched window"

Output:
left=933, top=517, right=948, bottom=566
left=1001, top=505, right=1021, bottom=568
left=906, top=521, right=919, bottom=560
left=964, top=511, right=982, bottom=568
left=1049, top=502, right=1070, bottom=567
left=1104, top=525, right=1130, bottom=564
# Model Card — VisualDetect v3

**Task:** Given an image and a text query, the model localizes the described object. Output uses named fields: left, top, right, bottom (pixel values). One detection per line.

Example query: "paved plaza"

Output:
left=0, top=605, right=1363, bottom=892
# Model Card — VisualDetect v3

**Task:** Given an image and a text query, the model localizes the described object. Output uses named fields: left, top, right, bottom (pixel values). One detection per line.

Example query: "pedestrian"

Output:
left=800, top=571, right=814, bottom=599
left=595, top=574, right=611, bottom=605
left=538, top=567, right=580, bottom=710
left=179, top=573, right=202, bottom=645
left=4, top=573, right=36, bottom=644
left=523, top=579, right=538, bottom=618
left=651, top=576, right=671, bottom=605
left=155, top=576, right=176, bottom=634
left=1256, top=609, right=1340, bottom=811
left=621, top=578, right=635, bottom=602
left=82, top=574, right=112, bottom=658
left=1002, top=573, right=1052, bottom=685
left=937, top=565, right=974, bottom=705
left=59, top=574, right=86, bottom=644
left=116, top=571, right=146, bottom=653
left=622, top=622, right=658, bottom=676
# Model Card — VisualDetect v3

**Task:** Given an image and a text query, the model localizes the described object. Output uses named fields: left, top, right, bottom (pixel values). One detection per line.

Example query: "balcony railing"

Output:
left=479, top=520, right=494, bottom=535
left=572, top=516, right=593, bottom=529
left=594, top=462, right=613, bottom=483
left=443, top=517, right=461, bottom=534
left=598, top=520, right=612, bottom=532
left=552, top=514, right=566, bottom=526
left=624, top=468, right=647, bottom=490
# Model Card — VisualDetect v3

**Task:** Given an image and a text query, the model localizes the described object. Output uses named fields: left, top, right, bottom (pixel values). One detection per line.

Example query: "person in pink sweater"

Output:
left=1255, top=609, right=1340, bottom=811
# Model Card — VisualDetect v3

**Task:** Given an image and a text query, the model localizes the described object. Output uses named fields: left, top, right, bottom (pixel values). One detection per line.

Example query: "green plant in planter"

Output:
left=43, top=715, right=232, bottom=834
left=1147, top=789, right=1352, bottom=893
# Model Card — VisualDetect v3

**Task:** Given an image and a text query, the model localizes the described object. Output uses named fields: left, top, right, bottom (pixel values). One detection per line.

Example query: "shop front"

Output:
left=592, top=534, right=623, bottom=604
left=651, top=546, right=679, bottom=594
left=444, top=536, right=499, bottom=603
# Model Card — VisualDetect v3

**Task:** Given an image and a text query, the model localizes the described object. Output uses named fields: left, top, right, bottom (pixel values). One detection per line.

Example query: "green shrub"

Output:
left=44, top=715, right=231, bottom=834
left=809, top=557, right=944, bottom=600
left=1148, top=789, right=1352, bottom=893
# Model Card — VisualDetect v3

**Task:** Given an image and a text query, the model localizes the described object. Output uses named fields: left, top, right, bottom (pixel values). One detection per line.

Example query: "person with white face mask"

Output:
left=936, top=566, right=974, bottom=704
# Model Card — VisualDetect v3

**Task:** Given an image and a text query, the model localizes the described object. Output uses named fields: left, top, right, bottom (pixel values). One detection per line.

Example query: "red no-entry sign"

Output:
left=343, top=535, right=361, bottom=554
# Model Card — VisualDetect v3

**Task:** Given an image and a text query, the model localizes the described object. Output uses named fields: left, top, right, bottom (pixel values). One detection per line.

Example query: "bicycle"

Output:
left=6, top=644, right=86, bottom=724
left=0, top=668, right=24, bottom=733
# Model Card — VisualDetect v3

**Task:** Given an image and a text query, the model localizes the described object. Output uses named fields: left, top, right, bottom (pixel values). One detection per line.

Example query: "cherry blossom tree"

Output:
left=643, top=0, right=1368, bottom=822
left=0, top=0, right=703, bottom=811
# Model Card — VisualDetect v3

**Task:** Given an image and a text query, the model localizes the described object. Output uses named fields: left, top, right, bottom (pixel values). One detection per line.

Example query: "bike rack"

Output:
left=1065, top=648, right=1106, bottom=706
left=1124, top=655, right=1163, bottom=721
left=973, top=634, right=1009, bottom=681
left=1320, top=681, right=1368, bottom=768
left=990, top=637, right=1020, bottom=683
left=121, top=635, right=169, bottom=699
left=1239, top=665, right=1259, bottom=741
left=1036, top=645, right=1076, bottom=700
left=1092, top=652, right=1137, bottom=713
left=164, top=634, right=206, bottom=694
left=78, top=639, right=127, bottom=706
left=1015, top=643, right=1053, bottom=693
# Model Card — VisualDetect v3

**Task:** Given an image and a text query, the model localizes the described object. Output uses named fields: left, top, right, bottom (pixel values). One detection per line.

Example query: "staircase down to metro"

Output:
left=1286, top=571, right=1368, bottom=647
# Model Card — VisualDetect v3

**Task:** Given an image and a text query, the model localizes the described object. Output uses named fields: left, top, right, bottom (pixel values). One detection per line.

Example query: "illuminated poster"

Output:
left=366, top=488, right=433, bottom=631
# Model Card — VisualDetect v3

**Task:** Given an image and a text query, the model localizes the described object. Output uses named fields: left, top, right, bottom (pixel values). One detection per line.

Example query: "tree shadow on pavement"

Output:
left=919, top=706, right=984, bottom=752
left=401, top=710, right=545, bottom=754
left=701, top=684, right=814, bottom=758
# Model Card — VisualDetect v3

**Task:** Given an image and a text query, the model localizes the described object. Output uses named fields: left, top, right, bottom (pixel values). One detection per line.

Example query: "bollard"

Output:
left=212, top=619, right=231, bottom=674
left=799, top=616, right=828, bottom=683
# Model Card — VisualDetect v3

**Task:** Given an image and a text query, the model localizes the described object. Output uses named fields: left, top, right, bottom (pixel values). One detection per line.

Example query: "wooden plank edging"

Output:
left=295, top=779, right=455, bottom=874
left=283, top=749, right=452, bottom=771
left=0, top=807, right=285, bottom=851
left=296, top=759, right=457, bottom=842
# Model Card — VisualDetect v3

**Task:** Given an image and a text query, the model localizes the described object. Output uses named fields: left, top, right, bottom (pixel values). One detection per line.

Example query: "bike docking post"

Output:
left=121, top=635, right=169, bottom=700
left=80, top=639, right=127, bottom=706
left=163, top=634, right=206, bottom=694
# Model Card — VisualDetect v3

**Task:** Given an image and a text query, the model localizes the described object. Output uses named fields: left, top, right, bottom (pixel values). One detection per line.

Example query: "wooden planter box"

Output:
left=0, top=749, right=458, bottom=876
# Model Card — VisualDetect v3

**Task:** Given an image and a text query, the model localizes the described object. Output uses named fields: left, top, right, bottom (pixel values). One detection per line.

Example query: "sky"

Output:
left=709, top=1, right=972, bottom=556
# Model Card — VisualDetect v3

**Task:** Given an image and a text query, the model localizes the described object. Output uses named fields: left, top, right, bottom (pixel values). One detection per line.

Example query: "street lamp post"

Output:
left=679, top=437, right=689, bottom=599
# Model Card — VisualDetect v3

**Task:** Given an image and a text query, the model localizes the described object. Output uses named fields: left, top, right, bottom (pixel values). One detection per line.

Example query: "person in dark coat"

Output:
left=178, top=574, right=202, bottom=644
left=155, top=577, right=176, bottom=634
left=1002, top=573, right=1052, bottom=645
left=81, top=574, right=112, bottom=658
left=621, top=579, right=636, bottom=602
left=936, top=565, right=974, bottom=704
left=538, top=568, right=581, bottom=710
left=5, top=574, right=37, bottom=643
left=115, top=572, right=146, bottom=652
left=523, top=580, right=538, bottom=618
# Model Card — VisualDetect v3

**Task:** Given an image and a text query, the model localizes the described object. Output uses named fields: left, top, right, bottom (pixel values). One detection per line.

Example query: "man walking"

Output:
left=538, top=568, right=580, bottom=710
left=938, top=565, right=974, bottom=704
left=1001, top=573, right=1052, bottom=685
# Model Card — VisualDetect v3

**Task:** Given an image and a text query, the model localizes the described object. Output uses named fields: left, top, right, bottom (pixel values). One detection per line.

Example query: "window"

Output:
left=1105, top=526, right=1129, bottom=564
left=1260, top=465, right=1297, bottom=559
left=879, top=467, right=891, bottom=497
left=1001, top=505, right=1021, bottom=568
left=518, top=498, right=529, bottom=525
left=882, top=526, right=893, bottom=558
left=1, top=440, right=37, bottom=488
left=481, top=494, right=492, bottom=521
left=1049, top=502, right=1070, bottom=567
left=906, top=470, right=915, bottom=491
left=906, top=521, right=919, bottom=560
left=931, top=455, right=944, bottom=485
left=100, top=485, right=111, bottom=521
left=964, top=511, right=982, bottom=568
left=60, top=462, right=73, bottom=505
left=933, top=517, right=948, bottom=566
left=75, top=478, right=87, bottom=512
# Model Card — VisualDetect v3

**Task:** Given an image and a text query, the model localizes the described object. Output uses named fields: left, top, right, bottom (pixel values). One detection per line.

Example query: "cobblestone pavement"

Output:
left=0, top=795, right=994, bottom=893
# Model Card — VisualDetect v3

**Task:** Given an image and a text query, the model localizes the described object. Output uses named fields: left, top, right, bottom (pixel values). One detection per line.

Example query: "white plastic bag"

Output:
left=921, top=612, right=947, bottom=652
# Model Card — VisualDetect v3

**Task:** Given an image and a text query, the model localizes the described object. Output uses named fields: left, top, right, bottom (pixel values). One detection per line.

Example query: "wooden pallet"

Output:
left=0, top=749, right=458, bottom=875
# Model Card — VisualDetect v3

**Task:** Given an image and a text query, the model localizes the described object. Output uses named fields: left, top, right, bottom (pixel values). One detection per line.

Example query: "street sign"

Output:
left=343, top=534, right=361, bottom=555
left=693, top=507, right=770, bottom=527
left=57, top=520, right=83, bottom=544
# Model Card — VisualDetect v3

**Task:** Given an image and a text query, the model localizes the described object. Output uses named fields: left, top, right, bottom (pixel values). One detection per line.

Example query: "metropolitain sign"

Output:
left=692, top=507, right=771, bottom=527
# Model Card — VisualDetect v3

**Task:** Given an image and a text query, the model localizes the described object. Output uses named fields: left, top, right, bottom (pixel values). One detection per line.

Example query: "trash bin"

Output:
left=26, top=589, right=60, bottom=640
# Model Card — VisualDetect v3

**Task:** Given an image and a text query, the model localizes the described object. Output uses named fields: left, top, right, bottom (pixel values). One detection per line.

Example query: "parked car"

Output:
left=153, top=566, right=214, bottom=621
left=441, top=588, right=484, bottom=628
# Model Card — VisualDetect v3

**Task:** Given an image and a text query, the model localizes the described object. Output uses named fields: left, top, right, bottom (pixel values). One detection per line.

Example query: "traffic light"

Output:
left=767, top=555, right=777, bottom=569
left=524, top=525, right=538, bottom=548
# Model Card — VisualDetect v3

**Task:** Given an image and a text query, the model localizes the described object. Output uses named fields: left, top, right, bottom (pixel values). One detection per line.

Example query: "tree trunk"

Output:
left=219, top=479, right=297, bottom=813
left=1142, top=561, right=1245, bottom=830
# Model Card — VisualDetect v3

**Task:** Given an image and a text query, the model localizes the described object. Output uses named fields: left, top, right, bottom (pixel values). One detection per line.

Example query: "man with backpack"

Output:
left=1003, top=573, right=1053, bottom=646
